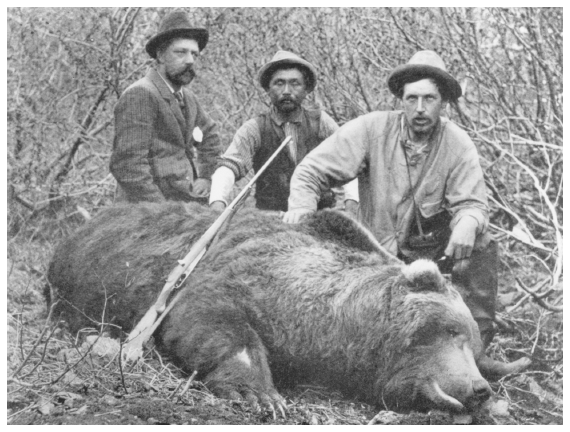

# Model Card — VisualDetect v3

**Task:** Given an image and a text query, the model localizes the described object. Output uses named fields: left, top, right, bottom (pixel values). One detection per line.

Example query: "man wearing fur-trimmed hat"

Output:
left=110, top=11, right=222, bottom=203
left=209, top=50, right=358, bottom=213
left=283, top=50, right=520, bottom=371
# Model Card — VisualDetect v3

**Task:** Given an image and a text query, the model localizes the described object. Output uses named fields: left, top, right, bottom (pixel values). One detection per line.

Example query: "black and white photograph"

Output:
left=6, top=5, right=563, bottom=425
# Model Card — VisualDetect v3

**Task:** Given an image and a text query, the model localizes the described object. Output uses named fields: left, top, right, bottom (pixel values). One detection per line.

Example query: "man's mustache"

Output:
left=175, top=66, right=195, bottom=78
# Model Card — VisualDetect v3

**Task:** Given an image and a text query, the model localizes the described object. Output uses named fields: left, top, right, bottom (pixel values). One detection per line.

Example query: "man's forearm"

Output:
left=342, top=178, right=359, bottom=203
left=209, top=166, right=236, bottom=206
left=288, top=165, right=323, bottom=211
left=450, top=207, right=488, bottom=236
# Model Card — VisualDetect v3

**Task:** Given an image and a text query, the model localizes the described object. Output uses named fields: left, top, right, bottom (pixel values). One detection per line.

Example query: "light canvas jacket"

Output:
left=110, top=68, right=222, bottom=203
left=288, top=111, right=489, bottom=256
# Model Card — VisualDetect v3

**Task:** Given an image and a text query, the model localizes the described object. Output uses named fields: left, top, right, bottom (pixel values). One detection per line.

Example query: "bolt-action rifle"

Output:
left=122, top=136, right=293, bottom=361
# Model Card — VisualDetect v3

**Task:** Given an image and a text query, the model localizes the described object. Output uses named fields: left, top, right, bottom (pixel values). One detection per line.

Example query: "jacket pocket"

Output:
left=419, top=180, right=444, bottom=218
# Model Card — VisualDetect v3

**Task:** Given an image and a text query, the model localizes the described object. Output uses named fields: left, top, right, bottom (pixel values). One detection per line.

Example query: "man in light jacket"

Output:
left=284, top=50, right=500, bottom=359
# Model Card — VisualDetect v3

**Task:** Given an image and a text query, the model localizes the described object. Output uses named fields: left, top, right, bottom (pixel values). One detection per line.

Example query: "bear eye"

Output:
left=447, top=328, right=459, bottom=337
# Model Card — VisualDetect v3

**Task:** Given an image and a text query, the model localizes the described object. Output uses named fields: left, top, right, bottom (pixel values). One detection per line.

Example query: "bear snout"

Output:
left=419, top=376, right=492, bottom=412
left=381, top=335, right=492, bottom=412
left=471, top=378, right=493, bottom=403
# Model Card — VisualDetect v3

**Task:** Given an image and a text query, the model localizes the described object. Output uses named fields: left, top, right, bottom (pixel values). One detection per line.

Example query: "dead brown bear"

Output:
left=47, top=202, right=527, bottom=413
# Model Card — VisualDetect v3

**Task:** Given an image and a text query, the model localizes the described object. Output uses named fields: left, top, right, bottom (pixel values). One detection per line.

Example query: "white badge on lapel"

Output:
left=192, top=127, right=203, bottom=143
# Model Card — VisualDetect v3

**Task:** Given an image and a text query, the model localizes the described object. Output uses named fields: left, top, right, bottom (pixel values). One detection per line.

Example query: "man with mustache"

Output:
left=110, top=11, right=222, bottom=203
left=283, top=51, right=500, bottom=361
left=209, top=51, right=358, bottom=213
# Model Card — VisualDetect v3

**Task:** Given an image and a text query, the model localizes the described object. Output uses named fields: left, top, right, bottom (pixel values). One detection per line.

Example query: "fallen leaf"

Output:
left=528, top=377, right=546, bottom=403
left=100, top=394, right=120, bottom=406
left=368, top=410, right=402, bottom=425
left=76, top=205, right=91, bottom=221
left=61, top=371, right=85, bottom=387
left=55, top=391, right=84, bottom=407
left=498, top=292, right=518, bottom=307
left=82, top=335, right=120, bottom=359
left=511, top=223, right=546, bottom=248
left=38, top=398, right=55, bottom=415
left=56, top=348, right=81, bottom=363
left=453, top=414, right=472, bottom=424
left=485, top=397, right=510, bottom=417
left=55, top=391, right=83, bottom=402
left=73, top=405, right=89, bottom=415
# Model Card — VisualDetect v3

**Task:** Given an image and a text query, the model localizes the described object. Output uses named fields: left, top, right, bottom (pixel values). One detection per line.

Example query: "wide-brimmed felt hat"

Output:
left=258, top=50, right=318, bottom=92
left=387, top=50, right=462, bottom=102
left=145, top=11, right=209, bottom=59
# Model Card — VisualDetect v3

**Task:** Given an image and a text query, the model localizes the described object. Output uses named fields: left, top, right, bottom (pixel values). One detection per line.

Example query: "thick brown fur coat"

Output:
left=48, top=202, right=489, bottom=411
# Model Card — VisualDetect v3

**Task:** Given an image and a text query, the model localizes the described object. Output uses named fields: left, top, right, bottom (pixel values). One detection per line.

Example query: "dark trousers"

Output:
left=398, top=213, right=498, bottom=346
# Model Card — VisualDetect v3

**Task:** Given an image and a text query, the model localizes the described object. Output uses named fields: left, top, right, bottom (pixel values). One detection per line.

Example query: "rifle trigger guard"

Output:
left=174, top=274, right=186, bottom=289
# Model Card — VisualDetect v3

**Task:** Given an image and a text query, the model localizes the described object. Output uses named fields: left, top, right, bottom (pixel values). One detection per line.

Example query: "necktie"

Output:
left=283, top=122, right=297, bottom=163
left=174, top=91, right=185, bottom=109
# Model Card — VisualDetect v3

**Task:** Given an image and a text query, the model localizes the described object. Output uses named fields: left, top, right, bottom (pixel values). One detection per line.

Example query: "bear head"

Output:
left=375, top=259, right=490, bottom=412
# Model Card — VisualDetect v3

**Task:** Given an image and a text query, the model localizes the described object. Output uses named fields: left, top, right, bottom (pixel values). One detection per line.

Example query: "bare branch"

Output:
left=514, top=277, right=562, bottom=313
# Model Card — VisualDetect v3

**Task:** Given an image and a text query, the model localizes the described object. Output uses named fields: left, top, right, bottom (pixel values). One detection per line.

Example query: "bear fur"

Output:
left=48, top=202, right=493, bottom=412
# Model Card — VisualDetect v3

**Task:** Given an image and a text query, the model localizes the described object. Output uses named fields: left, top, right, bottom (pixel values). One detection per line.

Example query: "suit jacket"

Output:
left=110, top=68, right=222, bottom=203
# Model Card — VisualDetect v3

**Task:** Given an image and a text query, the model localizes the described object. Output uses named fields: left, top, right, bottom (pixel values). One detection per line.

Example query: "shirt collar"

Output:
left=400, top=112, right=442, bottom=152
left=156, top=70, right=181, bottom=97
left=270, top=105, right=303, bottom=126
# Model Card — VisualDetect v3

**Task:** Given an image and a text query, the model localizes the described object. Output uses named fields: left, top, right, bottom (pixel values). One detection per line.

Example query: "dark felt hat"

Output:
left=145, top=11, right=209, bottom=58
left=388, top=50, right=462, bottom=102
left=258, top=50, right=318, bottom=92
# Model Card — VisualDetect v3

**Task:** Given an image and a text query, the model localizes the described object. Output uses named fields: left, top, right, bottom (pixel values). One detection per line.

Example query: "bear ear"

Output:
left=401, top=259, right=447, bottom=292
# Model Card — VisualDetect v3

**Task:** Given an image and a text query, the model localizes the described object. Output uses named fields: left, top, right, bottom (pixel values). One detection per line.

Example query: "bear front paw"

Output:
left=212, top=383, right=287, bottom=418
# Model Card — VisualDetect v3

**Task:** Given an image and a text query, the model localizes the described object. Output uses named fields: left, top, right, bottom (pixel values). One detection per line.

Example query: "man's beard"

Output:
left=276, top=97, right=299, bottom=113
left=168, top=66, right=196, bottom=87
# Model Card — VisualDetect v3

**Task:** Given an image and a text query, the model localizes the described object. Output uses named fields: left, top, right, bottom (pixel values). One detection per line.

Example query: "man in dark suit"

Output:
left=110, top=11, right=222, bottom=203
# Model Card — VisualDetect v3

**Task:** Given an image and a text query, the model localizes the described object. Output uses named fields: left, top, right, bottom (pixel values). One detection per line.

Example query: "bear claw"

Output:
left=258, top=392, right=288, bottom=418
left=218, top=386, right=287, bottom=418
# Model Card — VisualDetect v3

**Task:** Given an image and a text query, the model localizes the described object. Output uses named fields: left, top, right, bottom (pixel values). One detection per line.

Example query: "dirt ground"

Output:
left=7, top=234, right=563, bottom=425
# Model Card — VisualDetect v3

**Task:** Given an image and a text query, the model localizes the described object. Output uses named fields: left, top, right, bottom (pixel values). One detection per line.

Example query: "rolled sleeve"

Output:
left=216, top=119, right=261, bottom=180
left=342, top=178, right=359, bottom=202
left=209, top=166, right=236, bottom=205
left=319, top=111, right=359, bottom=203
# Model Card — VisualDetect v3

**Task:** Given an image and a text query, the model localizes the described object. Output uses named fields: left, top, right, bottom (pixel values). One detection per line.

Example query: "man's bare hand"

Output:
left=444, top=216, right=478, bottom=260
left=282, top=209, right=314, bottom=224
left=193, top=178, right=211, bottom=197
left=210, top=201, right=226, bottom=213
left=344, top=199, right=359, bottom=216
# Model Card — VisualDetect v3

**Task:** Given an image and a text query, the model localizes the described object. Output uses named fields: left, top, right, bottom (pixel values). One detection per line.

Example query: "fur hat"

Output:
left=145, top=11, right=209, bottom=59
left=387, top=50, right=462, bottom=102
left=258, top=50, right=317, bottom=92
